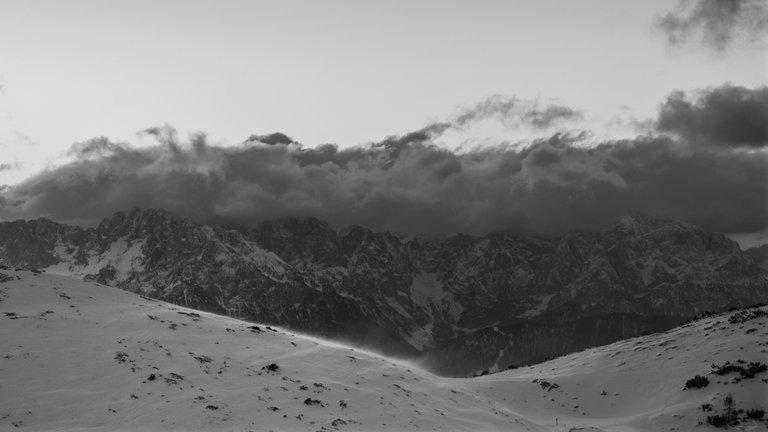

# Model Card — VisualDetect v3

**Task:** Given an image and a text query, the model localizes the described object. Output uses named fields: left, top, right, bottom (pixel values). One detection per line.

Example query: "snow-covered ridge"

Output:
left=0, top=269, right=542, bottom=431
left=464, top=304, right=768, bottom=431
left=1, top=269, right=766, bottom=431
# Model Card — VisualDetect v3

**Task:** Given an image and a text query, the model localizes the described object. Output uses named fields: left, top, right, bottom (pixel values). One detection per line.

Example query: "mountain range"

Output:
left=0, top=208, right=766, bottom=376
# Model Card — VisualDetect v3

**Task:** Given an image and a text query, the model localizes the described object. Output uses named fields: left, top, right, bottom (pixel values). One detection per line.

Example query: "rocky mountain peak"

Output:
left=0, top=217, right=80, bottom=240
left=0, top=218, right=83, bottom=268
left=605, top=213, right=755, bottom=273
left=99, top=207, right=179, bottom=233
left=745, top=244, right=768, bottom=270
left=249, top=216, right=345, bottom=268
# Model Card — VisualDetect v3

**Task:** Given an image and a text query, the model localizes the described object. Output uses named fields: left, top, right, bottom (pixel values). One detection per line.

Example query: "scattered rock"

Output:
left=164, top=372, right=184, bottom=385
left=533, top=379, right=560, bottom=391
left=190, top=353, right=213, bottom=363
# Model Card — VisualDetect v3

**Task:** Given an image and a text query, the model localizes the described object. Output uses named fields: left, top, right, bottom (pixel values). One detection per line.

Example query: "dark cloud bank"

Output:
left=1, top=84, right=766, bottom=238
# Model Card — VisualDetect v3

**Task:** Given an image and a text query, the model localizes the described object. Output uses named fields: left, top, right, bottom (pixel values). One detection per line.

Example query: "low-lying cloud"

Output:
left=0, top=85, right=766, bottom=238
left=657, top=0, right=768, bottom=51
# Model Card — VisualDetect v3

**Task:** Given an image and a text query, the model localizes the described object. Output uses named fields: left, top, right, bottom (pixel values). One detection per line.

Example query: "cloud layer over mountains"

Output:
left=1, top=84, right=766, bottom=238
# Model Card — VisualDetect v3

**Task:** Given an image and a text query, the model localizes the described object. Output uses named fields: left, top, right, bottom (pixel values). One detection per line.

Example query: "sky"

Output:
left=0, top=0, right=767, bottom=246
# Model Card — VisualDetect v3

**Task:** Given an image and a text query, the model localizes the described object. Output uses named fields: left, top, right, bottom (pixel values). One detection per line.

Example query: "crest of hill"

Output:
left=0, top=269, right=543, bottom=432
left=464, top=303, right=768, bottom=431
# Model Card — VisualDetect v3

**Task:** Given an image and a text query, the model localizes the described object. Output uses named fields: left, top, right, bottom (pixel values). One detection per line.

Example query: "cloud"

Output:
left=450, top=95, right=582, bottom=131
left=141, top=124, right=183, bottom=154
left=246, top=132, right=295, bottom=146
left=657, top=0, right=768, bottom=51
left=387, top=96, right=585, bottom=153
left=657, top=84, right=768, bottom=148
left=0, top=87, right=766, bottom=238
left=0, top=161, right=21, bottom=172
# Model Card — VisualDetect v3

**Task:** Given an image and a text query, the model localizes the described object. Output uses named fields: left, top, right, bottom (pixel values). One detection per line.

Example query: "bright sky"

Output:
left=0, top=0, right=766, bottom=184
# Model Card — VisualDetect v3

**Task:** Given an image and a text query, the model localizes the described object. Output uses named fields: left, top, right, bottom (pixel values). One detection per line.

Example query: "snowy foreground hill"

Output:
left=1, top=269, right=766, bottom=431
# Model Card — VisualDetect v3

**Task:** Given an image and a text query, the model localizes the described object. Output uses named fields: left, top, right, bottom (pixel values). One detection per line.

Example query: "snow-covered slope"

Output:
left=1, top=269, right=766, bottom=431
left=0, top=269, right=542, bottom=432
left=464, top=306, right=768, bottom=431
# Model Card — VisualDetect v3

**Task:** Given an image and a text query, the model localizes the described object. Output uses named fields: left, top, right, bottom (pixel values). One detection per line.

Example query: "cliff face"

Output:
left=1, top=208, right=766, bottom=376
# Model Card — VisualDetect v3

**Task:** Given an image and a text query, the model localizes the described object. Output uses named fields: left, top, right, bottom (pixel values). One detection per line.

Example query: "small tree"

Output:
left=707, top=395, right=741, bottom=429
left=723, top=394, right=734, bottom=422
